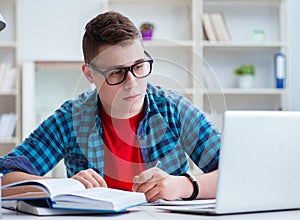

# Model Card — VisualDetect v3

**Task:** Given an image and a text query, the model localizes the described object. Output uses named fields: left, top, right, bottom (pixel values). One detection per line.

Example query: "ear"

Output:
left=82, top=64, right=95, bottom=84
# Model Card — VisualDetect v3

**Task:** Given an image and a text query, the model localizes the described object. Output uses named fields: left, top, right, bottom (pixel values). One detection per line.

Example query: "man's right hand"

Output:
left=71, top=168, right=107, bottom=188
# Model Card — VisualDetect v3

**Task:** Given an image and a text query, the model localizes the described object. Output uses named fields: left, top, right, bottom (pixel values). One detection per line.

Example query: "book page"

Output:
left=52, top=187, right=146, bottom=211
left=34, top=179, right=86, bottom=198
left=2, top=178, right=85, bottom=199
left=2, top=185, right=48, bottom=199
left=53, top=187, right=143, bottom=202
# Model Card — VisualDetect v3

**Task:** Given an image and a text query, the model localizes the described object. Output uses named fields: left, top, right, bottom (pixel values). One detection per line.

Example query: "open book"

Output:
left=2, top=178, right=146, bottom=213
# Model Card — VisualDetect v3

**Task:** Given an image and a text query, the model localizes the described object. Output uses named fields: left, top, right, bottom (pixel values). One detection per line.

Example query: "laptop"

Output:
left=159, top=110, right=300, bottom=215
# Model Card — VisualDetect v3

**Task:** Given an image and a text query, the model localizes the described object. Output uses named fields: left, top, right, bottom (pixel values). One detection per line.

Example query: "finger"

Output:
left=73, top=175, right=95, bottom=188
left=85, top=169, right=108, bottom=188
left=81, top=169, right=102, bottom=188
left=135, top=179, right=157, bottom=194
left=91, top=172, right=107, bottom=188
left=134, top=181, right=160, bottom=202
left=72, top=169, right=107, bottom=188
left=133, top=167, right=168, bottom=192
left=147, top=190, right=161, bottom=203
left=132, top=171, right=154, bottom=192
left=133, top=168, right=155, bottom=185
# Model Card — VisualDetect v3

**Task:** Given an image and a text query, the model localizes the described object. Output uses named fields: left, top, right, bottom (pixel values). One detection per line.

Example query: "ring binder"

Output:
left=274, top=53, right=286, bottom=89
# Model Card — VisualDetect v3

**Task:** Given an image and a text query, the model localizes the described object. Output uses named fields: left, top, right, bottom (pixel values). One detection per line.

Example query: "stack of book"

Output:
left=0, top=112, right=18, bottom=138
left=2, top=178, right=147, bottom=216
left=202, top=13, right=231, bottom=42
left=0, top=63, right=17, bottom=92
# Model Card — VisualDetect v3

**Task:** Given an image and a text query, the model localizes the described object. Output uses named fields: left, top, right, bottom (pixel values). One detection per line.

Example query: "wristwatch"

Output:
left=181, top=173, right=199, bottom=200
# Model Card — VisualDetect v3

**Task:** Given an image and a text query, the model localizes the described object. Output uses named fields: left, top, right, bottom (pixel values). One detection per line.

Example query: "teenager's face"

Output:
left=83, top=40, right=149, bottom=119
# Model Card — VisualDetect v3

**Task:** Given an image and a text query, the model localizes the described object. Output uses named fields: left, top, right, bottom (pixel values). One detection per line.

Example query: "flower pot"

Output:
left=238, top=75, right=254, bottom=88
left=141, top=30, right=153, bottom=40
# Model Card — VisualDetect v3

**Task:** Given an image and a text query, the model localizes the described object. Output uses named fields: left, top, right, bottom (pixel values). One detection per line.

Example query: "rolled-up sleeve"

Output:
left=0, top=101, right=73, bottom=176
left=0, top=155, right=39, bottom=175
left=179, top=98, right=221, bottom=173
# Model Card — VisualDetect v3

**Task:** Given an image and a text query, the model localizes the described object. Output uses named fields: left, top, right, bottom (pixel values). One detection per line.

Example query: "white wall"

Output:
left=290, top=0, right=300, bottom=110
left=18, top=0, right=104, bottom=62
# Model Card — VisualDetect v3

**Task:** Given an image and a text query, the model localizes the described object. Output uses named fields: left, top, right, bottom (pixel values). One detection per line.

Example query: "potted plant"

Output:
left=140, top=22, right=154, bottom=40
left=233, top=64, right=255, bottom=88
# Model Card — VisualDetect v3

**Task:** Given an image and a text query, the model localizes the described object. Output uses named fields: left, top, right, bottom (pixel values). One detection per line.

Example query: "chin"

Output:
left=125, top=100, right=144, bottom=116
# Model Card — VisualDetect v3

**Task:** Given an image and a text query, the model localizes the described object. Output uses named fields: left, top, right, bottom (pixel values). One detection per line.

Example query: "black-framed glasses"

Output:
left=87, top=51, right=153, bottom=86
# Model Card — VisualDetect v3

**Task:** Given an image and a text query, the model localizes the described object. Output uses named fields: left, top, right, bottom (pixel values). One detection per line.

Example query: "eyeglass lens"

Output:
left=106, top=60, right=152, bottom=85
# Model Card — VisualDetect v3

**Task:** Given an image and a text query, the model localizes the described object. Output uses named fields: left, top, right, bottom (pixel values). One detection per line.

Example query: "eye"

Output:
left=108, top=69, right=124, bottom=76
left=134, top=63, right=145, bottom=71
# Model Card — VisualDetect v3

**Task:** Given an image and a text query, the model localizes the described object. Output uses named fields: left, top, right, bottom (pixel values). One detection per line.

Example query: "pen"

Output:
left=154, top=161, right=161, bottom=168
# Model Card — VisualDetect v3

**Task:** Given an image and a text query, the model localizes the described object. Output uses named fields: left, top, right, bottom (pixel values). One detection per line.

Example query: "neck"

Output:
left=100, top=105, right=144, bottom=119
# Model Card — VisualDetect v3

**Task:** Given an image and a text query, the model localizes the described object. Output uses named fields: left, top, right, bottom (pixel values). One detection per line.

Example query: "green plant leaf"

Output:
left=233, top=64, right=255, bottom=76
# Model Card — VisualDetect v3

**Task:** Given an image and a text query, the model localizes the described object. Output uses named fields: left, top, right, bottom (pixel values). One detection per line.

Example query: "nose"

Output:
left=123, top=70, right=138, bottom=89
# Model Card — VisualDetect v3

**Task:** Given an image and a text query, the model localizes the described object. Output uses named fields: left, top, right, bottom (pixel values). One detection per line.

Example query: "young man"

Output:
left=0, top=11, right=221, bottom=202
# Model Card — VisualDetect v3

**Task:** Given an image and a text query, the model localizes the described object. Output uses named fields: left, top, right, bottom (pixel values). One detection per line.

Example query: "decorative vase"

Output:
left=238, top=75, right=254, bottom=88
left=141, top=30, right=153, bottom=40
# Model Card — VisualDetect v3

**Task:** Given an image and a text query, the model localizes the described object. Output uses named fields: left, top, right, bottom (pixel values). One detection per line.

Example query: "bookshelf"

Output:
left=104, top=0, right=289, bottom=130
left=20, top=0, right=289, bottom=135
left=202, top=0, right=289, bottom=128
left=0, top=0, right=21, bottom=156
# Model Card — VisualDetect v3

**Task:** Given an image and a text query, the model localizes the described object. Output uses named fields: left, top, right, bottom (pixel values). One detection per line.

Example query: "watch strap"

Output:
left=181, top=173, right=199, bottom=200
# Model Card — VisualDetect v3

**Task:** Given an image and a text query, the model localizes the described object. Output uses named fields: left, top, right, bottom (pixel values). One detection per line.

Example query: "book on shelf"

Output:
left=0, top=63, right=16, bottom=92
left=203, top=13, right=231, bottom=42
left=2, top=178, right=147, bottom=214
left=0, top=63, right=10, bottom=84
left=0, top=112, right=18, bottom=138
left=202, top=13, right=217, bottom=41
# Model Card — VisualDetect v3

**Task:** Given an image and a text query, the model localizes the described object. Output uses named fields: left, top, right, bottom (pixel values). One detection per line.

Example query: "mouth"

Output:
left=123, top=94, right=142, bottom=101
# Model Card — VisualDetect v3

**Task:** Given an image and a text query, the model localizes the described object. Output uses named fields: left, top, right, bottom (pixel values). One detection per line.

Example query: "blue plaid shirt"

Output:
left=0, top=83, right=221, bottom=177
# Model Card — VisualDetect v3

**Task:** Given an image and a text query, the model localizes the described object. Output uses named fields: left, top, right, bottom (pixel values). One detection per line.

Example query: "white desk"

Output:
left=2, top=206, right=300, bottom=220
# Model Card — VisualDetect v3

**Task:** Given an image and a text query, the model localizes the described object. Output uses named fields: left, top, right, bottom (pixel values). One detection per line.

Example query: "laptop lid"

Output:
left=215, top=110, right=300, bottom=214
left=158, top=110, right=300, bottom=215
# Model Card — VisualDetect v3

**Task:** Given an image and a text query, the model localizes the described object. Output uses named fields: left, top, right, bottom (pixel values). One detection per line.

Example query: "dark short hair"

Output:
left=82, top=11, right=141, bottom=63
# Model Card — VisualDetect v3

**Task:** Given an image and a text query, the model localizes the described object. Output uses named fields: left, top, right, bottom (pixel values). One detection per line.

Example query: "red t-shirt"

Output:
left=100, top=108, right=145, bottom=191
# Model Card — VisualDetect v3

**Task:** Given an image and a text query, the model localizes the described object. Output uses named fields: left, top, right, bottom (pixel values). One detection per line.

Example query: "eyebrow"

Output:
left=103, top=57, right=146, bottom=72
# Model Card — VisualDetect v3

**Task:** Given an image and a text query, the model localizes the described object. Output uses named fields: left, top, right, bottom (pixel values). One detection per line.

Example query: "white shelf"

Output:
left=0, top=91, right=18, bottom=96
left=0, top=137, right=19, bottom=144
left=205, top=88, right=288, bottom=95
left=143, top=39, right=193, bottom=48
left=204, top=0, right=283, bottom=3
left=0, top=42, right=17, bottom=48
left=202, top=41, right=287, bottom=48
left=0, top=0, right=21, bottom=155
left=108, top=0, right=191, bottom=3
